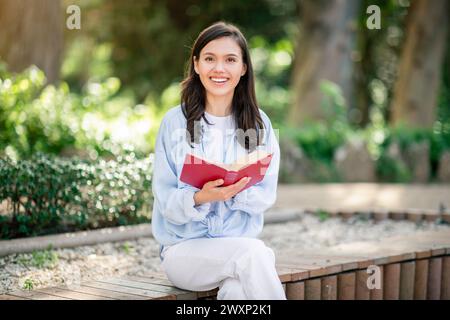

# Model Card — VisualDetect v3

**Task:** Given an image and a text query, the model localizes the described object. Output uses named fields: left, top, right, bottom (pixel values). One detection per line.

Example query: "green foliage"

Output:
left=283, top=110, right=450, bottom=183
left=121, top=242, right=134, bottom=255
left=375, top=124, right=450, bottom=181
left=0, top=153, right=153, bottom=239
left=286, top=80, right=354, bottom=165
left=315, top=209, right=330, bottom=222
left=251, top=36, right=295, bottom=128
left=19, top=247, right=59, bottom=269
left=22, top=278, right=36, bottom=291
left=0, top=65, right=159, bottom=160
left=375, top=152, right=412, bottom=183
left=63, top=0, right=298, bottom=101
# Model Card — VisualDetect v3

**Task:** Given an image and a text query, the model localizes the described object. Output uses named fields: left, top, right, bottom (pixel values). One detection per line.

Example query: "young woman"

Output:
left=151, top=21, right=286, bottom=300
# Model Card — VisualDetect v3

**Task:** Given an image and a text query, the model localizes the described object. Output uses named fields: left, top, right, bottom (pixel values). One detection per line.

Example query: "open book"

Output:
left=179, top=150, right=273, bottom=192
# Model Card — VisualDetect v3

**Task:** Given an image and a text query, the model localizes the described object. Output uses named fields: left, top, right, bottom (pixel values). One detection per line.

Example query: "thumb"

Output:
left=214, top=179, right=224, bottom=186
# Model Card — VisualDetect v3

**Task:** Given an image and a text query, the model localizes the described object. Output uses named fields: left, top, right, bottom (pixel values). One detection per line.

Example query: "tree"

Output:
left=0, top=0, right=63, bottom=83
left=390, top=0, right=449, bottom=128
left=288, top=0, right=361, bottom=125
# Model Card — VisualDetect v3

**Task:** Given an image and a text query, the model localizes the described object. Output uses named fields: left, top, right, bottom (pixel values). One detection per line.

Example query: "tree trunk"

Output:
left=390, top=0, right=449, bottom=128
left=0, top=0, right=63, bottom=83
left=288, top=0, right=360, bottom=125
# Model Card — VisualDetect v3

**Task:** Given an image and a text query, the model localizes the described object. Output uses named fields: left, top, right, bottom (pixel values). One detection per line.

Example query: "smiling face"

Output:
left=194, top=36, right=247, bottom=101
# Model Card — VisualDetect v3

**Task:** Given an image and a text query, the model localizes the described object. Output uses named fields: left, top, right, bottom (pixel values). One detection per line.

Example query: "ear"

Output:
left=241, top=63, right=247, bottom=76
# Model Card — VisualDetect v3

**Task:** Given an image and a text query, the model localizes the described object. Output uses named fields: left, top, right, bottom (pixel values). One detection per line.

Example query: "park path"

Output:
left=273, top=183, right=450, bottom=212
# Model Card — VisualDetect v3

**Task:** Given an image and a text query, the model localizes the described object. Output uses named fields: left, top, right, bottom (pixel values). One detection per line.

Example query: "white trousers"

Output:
left=161, top=237, right=287, bottom=300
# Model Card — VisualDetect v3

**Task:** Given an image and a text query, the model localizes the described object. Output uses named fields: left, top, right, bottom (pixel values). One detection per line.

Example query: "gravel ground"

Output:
left=1, top=213, right=449, bottom=294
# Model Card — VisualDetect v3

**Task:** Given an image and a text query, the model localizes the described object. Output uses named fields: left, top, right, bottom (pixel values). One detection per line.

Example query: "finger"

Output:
left=212, top=179, right=224, bottom=187
left=236, top=177, right=250, bottom=186
left=223, top=177, right=249, bottom=193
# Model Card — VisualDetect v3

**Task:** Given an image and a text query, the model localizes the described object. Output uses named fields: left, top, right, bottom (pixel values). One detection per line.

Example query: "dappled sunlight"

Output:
left=276, top=184, right=450, bottom=211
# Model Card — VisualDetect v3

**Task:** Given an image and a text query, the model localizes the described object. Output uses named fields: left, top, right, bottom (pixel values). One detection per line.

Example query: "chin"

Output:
left=207, top=88, right=233, bottom=97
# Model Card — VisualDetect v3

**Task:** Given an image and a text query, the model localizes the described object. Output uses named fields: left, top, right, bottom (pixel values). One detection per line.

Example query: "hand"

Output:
left=193, top=177, right=251, bottom=206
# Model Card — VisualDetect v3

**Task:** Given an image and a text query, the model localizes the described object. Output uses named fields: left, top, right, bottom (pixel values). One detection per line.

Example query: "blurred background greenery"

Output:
left=0, top=0, right=449, bottom=237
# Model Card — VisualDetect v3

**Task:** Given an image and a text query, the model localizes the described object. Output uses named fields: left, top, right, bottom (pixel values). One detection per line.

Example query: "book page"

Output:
left=188, top=154, right=231, bottom=170
left=187, top=150, right=271, bottom=172
left=228, top=150, right=272, bottom=171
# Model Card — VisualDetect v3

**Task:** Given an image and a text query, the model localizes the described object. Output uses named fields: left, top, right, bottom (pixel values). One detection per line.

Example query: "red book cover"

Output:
left=179, top=150, right=273, bottom=192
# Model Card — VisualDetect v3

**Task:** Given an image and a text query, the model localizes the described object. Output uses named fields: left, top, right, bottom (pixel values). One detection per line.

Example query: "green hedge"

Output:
left=0, top=153, right=153, bottom=240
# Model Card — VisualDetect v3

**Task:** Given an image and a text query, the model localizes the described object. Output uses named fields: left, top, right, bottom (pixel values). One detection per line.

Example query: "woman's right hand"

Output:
left=193, top=177, right=250, bottom=205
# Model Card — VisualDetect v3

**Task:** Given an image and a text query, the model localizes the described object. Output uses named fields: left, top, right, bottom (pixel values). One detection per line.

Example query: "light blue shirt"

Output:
left=151, top=104, right=280, bottom=261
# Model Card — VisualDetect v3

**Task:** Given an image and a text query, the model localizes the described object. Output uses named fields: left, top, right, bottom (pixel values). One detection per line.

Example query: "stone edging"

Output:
left=1, top=207, right=449, bottom=257
left=0, top=223, right=153, bottom=257
left=303, top=206, right=450, bottom=223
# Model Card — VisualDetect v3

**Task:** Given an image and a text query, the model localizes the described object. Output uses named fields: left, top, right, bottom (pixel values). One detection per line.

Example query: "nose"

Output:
left=213, top=60, right=225, bottom=72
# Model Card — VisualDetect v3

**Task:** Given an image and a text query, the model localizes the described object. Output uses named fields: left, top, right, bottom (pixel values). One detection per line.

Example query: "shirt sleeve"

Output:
left=152, top=117, right=211, bottom=225
left=224, top=114, right=280, bottom=215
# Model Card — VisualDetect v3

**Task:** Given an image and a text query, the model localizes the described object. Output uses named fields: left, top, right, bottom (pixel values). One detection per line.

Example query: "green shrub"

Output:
left=375, top=152, right=412, bottom=182
left=0, top=153, right=153, bottom=239
left=0, top=64, right=156, bottom=160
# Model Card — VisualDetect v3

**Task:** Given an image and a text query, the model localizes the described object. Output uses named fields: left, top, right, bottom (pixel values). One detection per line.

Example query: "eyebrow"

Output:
left=202, top=52, right=239, bottom=58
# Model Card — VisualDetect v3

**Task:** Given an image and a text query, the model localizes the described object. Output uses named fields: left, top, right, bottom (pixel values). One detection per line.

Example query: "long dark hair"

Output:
left=181, top=21, right=265, bottom=152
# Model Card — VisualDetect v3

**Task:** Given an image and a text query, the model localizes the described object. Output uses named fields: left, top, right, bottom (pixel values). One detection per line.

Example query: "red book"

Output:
left=180, top=150, right=273, bottom=192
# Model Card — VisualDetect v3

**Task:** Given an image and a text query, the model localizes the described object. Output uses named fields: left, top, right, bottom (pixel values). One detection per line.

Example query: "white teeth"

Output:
left=210, top=77, right=228, bottom=83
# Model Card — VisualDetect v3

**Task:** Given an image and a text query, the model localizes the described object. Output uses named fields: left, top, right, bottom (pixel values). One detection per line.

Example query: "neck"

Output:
left=205, top=93, right=233, bottom=117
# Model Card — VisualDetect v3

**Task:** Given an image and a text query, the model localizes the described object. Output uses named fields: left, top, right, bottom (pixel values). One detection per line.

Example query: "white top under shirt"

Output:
left=161, top=110, right=236, bottom=259
left=203, top=111, right=236, bottom=163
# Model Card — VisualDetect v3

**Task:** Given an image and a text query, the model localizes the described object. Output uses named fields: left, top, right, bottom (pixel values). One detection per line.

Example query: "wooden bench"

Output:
left=1, top=229, right=449, bottom=300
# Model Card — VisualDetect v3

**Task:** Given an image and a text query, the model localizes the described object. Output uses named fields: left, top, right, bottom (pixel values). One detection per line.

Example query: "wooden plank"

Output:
left=443, top=213, right=450, bottom=224
left=339, top=211, right=354, bottom=221
left=370, top=265, right=383, bottom=300
left=119, top=276, right=198, bottom=299
left=399, top=261, right=415, bottom=300
left=318, top=251, right=374, bottom=269
left=277, top=260, right=341, bottom=278
left=286, top=282, right=304, bottom=300
left=275, top=266, right=293, bottom=282
left=407, top=212, right=423, bottom=223
left=95, top=277, right=183, bottom=299
left=276, top=253, right=349, bottom=277
left=129, top=274, right=174, bottom=287
left=414, top=259, right=429, bottom=300
left=321, top=275, right=337, bottom=300
left=54, top=284, right=148, bottom=300
left=424, top=213, right=439, bottom=222
left=83, top=280, right=173, bottom=299
left=431, top=248, right=446, bottom=257
left=355, top=270, right=370, bottom=300
left=304, top=279, right=321, bottom=300
left=373, top=210, right=389, bottom=221
left=427, top=257, right=442, bottom=300
left=337, top=272, right=356, bottom=300
left=373, top=252, right=416, bottom=265
left=35, top=287, right=115, bottom=300
left=415, top=249, right=432, bottom=259
left=0, top=294, right=29, bottom=300
left=7, top=290, right=72, bottom=300
left=197, top=288, right=218, bottom=299
left=441, top=256, right=450, bottom=300
left=276, top=265, right=309, bottom=282
left=389, top=211, right=406, bottom=221
left=384, top=263, right=400, bottom=300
